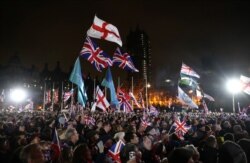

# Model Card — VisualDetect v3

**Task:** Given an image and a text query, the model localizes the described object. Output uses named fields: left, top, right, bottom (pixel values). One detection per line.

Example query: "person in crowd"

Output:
left=19, top=143, right=45, bottom=163
left=199, top=135, right=218, bottom=163
left=168, top=147, right=194, bottom=163
left=218, top=140, right=247, bottom=163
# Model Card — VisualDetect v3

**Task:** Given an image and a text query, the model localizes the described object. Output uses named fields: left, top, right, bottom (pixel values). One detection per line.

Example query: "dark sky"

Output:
left=1, top=0, right=250, bottom=109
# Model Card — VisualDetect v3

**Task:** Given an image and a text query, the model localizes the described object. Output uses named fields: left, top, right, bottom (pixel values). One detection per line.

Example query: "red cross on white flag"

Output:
left=96, top=86, right=110, bottom=111
left=87, top=15, right=122, bottom=47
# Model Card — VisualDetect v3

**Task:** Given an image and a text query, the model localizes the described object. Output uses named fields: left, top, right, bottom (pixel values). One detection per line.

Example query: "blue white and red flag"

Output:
left=80, top=36, right=112, bottom=72
left=113, top=47, right=138, bottom=72
left=117, top=88, right=132, bottom=113
left=108, top=140, right=125, bottom=163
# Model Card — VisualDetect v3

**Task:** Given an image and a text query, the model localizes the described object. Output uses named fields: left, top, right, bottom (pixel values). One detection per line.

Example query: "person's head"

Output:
left=103, top=121, right=111, bottom=133
left=185, top=145, right=200, bottom=162
left=224, top=133, right=234, bottom=142
left=72, top=143, right=92, bottom=163
left=124, top=132, right=139, bottom=144
left=168, top=147, right=194, bottom=163
left=205, top=135, right=217, bottom=148
left=20, top=143, right=45, bottom=163
left=218, top=141, right=247, bottom=163
left=238, top=138, right=250, bottom=162
left=120, top=143, right=141, bottom=163
left=223, top=121, right=231, bottom=129
left=65, top=128, right=79, bottom=144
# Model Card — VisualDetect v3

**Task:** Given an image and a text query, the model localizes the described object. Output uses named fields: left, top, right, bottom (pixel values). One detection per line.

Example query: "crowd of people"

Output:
left=0, top=107, right=250, bottom=163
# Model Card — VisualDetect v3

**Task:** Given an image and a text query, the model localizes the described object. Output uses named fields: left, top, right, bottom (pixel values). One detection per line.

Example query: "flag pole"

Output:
left=43, top=82, right=46, bottom=111
left=71, top=82, right=74, bottom=109
left=131, top=76, right=134, bottom=110
left=118, top=76, right=120, bottom=88
left=145, top=77, right=148, bottom=112
left=93, top=78, right=96, bottom=102
left=61, top=81, right=64, bottom=110
left=52, top=82, right=54, bottom=111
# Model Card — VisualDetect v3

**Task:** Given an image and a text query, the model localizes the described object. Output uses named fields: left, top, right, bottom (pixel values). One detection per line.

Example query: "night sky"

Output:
left=1, top=0, right=250, bottom=109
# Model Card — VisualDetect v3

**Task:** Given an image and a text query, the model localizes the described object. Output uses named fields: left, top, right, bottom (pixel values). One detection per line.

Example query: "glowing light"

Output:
left=10, top=88, right=27, bottom=103
left=226, top=79, right=242, bottom=94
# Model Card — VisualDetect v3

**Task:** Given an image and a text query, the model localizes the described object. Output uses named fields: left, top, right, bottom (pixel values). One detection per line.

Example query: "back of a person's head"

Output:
left=120, top=143, right=136, bottom=163
left=124, top=131, right=134, bottom=143
left=72, top=143, right=91, bottom=163
left=205, top=135, right=217, bottom=148
left=224, top=133, right=235, bottom=142
left=168, top=147, right=193, bottom=163
left=19, top=143, right=45, bottom=163
left=218, top=140, right=247, bottom=163
left=238, top=138, right=250, bottom=162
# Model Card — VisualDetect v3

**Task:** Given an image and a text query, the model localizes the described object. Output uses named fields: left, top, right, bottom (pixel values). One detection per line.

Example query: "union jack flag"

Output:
left=80, top=36, right=112, bottom=72
left=83, top=115, right=95, bottom=126
left=141, top=118, right=150, bottom=128
left=117, top=88, right=133, bottom=113
left=108, top=140, right=125, bottom=163
left=113, top=47, right=138, bottom=72
left=172, top=117, right=190, bottom=140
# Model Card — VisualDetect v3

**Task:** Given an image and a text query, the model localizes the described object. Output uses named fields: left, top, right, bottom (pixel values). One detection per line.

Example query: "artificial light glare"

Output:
left=226, top=79, right=242, bottom=94
left=10, top=88, right=27, bottom=103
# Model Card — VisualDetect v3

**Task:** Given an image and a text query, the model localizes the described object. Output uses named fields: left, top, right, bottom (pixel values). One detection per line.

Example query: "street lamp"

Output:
left=226, top=79, right=241, bottom=113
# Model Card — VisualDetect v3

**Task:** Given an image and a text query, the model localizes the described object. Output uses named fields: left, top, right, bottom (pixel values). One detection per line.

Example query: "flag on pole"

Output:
left=117, top=88, right=132, bottom=113
left=240, top=75, right=250, bottom=95
left=202, top=100, right=208, bottom=114
left=113, top=47, right=138, bottom=72
left=149, top=105, right=159, bottom=116
left=80, top=36, right=112, bottom=72
left=138, top=92, right=145, bottom=109
left=87, top=15, right=122, bottom=46
left=45, top=90, right=51, bottom=104
left=64, top=89, right=74, bottom=102
left=101, top=67, right=119, bottom=105
left=177, top=86, right=198, bottom=108
left=129, top=92, right=141, bottom=108
left=180, top=63, right=200, bottom=79
left=179, top=76, right=198, bottom=88
left=69, top=57, right=88, bottom=107
left=172, top=117, right=190, bottom=140
left=95, top=86, right=110, bottom=112
left=108, top=140, right=125, bottom=163
left=204, top=93, right=215, bottom=101
left=53, top=89, right=59, bottom=104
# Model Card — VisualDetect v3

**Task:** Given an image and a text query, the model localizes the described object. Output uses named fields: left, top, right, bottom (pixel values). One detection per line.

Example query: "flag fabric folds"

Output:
left=113, top=47, right=138, bottom=72
left=117, top=88, right=132, bottom=113
left=80, top=36, right=112, bottom=72
left=180, top=63, right=200, bottom=79
left=101, top=67, right=119, bottom=105
left=95, top=86, right=110, bottom=112
left=0, top=90, right=5, bottom=102
left=240, top=75, right=250, bottom=95
left=45, top=90, right=51, bottom=104
left=63, top=89, right=74, bottom=102
left=129, top=92, right=141, bottom=108
left=204, top=93, right=215, bottom=101
left=177, top=86, right=198, bottom=108
left=87, top=15, right=122, bottom=46
left=69, top=57, right=88, bottom=107
left=172, top=117, right=190, bottom=140
left=108, top=140, right=125, bottom=162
